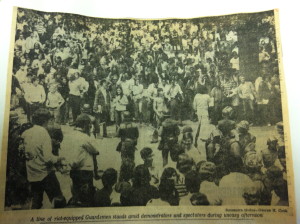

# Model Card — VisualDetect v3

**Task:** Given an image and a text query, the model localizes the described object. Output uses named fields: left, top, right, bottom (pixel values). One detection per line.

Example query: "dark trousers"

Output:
left=70, top=170, right=95, bottom=207
left=30, top=171, right=63, bottom=209
left=241, top=99, right=254, bottom=123
left=96, top=108, right=110, bottom=137
left=59, top=102, right=69, bottom=124
left=69, top=95, right=81, bottom=122
left=170, top=98, right=181, bottom=121
left=27, top=102, right=42, bottom=122
left=162, top=147, right=170, bottom=167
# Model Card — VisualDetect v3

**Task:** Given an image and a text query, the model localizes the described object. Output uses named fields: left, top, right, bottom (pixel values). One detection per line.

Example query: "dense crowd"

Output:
left=5, top=8, right=288, bottom=209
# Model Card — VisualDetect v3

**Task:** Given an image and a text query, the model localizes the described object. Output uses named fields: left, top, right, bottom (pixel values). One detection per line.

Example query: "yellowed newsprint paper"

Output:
left=0, top=6, right=296, bottom=224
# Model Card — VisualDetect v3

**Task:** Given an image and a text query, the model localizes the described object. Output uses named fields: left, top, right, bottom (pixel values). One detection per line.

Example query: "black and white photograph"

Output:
left=1, top=6, right=292, bottom=213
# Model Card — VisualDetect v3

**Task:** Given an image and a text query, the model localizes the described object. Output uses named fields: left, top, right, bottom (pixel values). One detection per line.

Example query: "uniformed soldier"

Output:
left=158, top=116, right=181, bottom=167
left=116, top=111, right=139, bottom=162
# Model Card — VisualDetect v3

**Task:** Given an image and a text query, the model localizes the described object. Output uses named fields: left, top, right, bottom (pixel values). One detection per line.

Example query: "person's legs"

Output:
left=242, top=99, right=247, bottom=121
left=30, top=181, right=44, bottom=209
left=73, top=96, right=82, bottom=122
left=162, top=147, right=169, bottom=167
left=69, top=95, right=81, bottom=122
left=70, top=170, right=94, bottom=206
left=59, top=102, right=66, bottom=124
left=54, top=108, right=60, bottom=124
left=43, top=172, right=64, bottom=204
left=170, top=99, right=177, bottom=120
left=248, top=99, right=254, bottom=124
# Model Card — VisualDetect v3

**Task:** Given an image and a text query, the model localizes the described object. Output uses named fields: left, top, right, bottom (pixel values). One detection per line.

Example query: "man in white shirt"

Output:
left=66, top=114, right=99, bottom=207
left=22, top=108, right=65, bottom=209
left=68, top=70, right=89, bottom=124
left=24, top=32, right=39, bottom=54
left=238, top=75, right=256, bottom=124
left=24, top=76, right=46, bottom=122
left=166, top=77, right=183, bottom=121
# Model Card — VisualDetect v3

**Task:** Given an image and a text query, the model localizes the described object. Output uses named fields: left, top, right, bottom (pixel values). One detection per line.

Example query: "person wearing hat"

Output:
left=197, top=161, right=221, bottom=205
left=93, top=79, right=111, bottom=138
left=116, top=111, right=139, bottom=162
left=235, top=120, right=256, bottom=155
left=140, top=147, right=159, bottom=187
left=180, top=131, right=201, bottom=164
left=217, top=106, right=236, bottom=138
left=21, top=108, right=65, bottom=209
left=80, top=103, right=100, bottom=138
left=158, top=116, right=180, bottom=167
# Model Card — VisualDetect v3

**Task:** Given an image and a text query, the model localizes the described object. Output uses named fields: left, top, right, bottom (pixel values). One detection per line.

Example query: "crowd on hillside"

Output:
left=5, top=8, right=287, bottom=209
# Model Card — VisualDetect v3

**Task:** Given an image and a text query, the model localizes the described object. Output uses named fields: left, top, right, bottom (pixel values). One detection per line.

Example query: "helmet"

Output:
left=81, top=104, right=91, bottom=113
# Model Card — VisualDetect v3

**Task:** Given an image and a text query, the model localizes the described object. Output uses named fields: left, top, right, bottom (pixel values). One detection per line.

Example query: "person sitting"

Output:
left=147, top=167, right=180, bottom=206
left=179, top=170, right=201, bottom=205
left=120, top=165, right=159, bottom=206
left=140, top=147, right=160, bottom=187
left=94, top=168, right=118, bottom=207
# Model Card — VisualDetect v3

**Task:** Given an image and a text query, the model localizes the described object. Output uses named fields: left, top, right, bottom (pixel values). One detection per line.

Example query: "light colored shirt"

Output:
left=193, top=94, right=210, bottom=112
left=147, top=83, right=159, bottom=98
left=69, top=77, right=89, bottom=96
left=166, top=84, right=183, bottom=99
left=179, top=192, right=193, bottom=206
left=200, top=181, right=221, bottom=205
left=114, top=95, right=128, bottom=111
left=66, top=130, right=98, bottom=171
left=24, top=84, right=46, bottom=103
left=219, top=172, right=253, bottom=205
left=22, top=125, right=58, bottom=182
left=132, top=84, right=144, bottom=100
left=15, top=68, right=28, bottom=85
left=230, top=57, right=240, bottom=70
left=146, top=198, right=170, bottom=206
left=238, top=82, right=255, bottom=100
left=46, top=91, right=65, bottom=108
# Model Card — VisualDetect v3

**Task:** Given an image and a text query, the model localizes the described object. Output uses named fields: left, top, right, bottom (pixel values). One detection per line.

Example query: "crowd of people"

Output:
left=5, top=8, right=288, bottom=209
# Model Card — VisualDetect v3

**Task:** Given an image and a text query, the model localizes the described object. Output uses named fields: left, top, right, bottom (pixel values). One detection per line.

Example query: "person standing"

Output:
left=46, top=84, right=65, bottom=124
left=93, top=79, right=111, bottom=138
left=21, top=108, right=65, bottom=209
left=193, top=86, right=212, bottom=147
left=67, top=114, right=100, bottom=207
left=166, top=76, right=184, bottom=122
left=238, top=75, right=256, bottom=124
left=116, top=112, right=139, bottom=162
left=68, top=70, right=89, bottom=125
left=113, top=86, right=129, bottom=130
left=24, top=76, right=46, bottom=122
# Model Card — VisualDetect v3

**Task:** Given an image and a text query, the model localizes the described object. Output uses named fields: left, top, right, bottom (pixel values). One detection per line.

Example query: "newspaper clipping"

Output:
left=0, top=6, right=296, bottom=224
